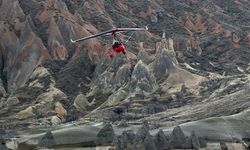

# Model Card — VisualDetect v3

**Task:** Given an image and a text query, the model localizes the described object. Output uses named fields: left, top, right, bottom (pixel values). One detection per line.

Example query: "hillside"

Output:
left=0, top=0, right=250, bottom=149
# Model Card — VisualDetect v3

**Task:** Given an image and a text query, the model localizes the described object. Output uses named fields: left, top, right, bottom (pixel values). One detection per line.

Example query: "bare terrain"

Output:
left=0, top=0, right=250, bottom=149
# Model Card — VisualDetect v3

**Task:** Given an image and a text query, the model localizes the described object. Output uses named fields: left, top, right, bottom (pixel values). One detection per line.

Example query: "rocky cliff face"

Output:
left=0, top=0, right=250, bottom=148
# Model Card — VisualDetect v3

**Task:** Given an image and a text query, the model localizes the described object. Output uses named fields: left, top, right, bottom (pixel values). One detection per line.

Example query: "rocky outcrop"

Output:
left=0, top=22, right=20, bottom=74
left=115, top=64, right=131, bottom=87
left=4, top=96, right=19, bottom=107
left=27, top=66, right=54, bottom=89
left=144, top=134, right=157, bottom=150
left=51, top=115, right=63, bottom=126
left=47, top=17, right=68, bottom=60
left=38, top=131, right=56, bottom=149
left=17, top=123, right=105, bottom=148
left=56, top=16, right=103, bottom=60
left=73, top=93, right=91, bottom=112
left=7, top=111, right=250, bottom=150
left=15, top=106, right=35, bottom=120
left=135, top=121, right=150, bottom=141
left=130, top=60, right=156, bottom=92
left=183, top=131, right=201, bottom=149
left=0, top=0, right=25, bottom=21
left=32, top=87, right=67, bottom=117
left=96, top=123, right=115, bottom=145
left=8, top=16, right=50, bottom=92
left=115, top=121, right=151, bottom=150
left=162, top=108, right=250, bottom=143
left=114, top=122, right=207, bottom=149
left=54, top=101, right=67, bottom=118
left=100, top=90, right=128, bottom=108
left=114, top=130, right=136, bottom=150
left=0, top=0, right=105, bottom=94
left=1, top=1, right=250, bottom=149
left=152, top=42, right=173, bottom=82
left=170, top=126, right=186, bottom=149
left=154, top=129, right=170, bottom=150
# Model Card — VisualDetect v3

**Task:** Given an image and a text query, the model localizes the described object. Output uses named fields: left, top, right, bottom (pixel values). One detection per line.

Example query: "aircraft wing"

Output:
left=70, top=27, right=148, bottom=43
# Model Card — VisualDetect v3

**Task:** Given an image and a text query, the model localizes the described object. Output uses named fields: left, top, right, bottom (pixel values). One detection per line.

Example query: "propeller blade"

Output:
left=70, top=39, right=76, bottom=43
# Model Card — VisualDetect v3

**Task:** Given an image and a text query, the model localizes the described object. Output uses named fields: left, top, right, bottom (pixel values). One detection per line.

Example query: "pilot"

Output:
left=112, top=40, right=122, bottom=49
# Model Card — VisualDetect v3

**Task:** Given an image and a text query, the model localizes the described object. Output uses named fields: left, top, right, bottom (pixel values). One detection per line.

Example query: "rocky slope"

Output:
left=0, top=0, right=250, bottom=149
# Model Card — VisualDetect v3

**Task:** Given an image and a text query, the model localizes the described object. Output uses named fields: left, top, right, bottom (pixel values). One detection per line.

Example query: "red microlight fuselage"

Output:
left=70, top=27, right=147, bottom=58
left=108, top=43, right=126, bottom=58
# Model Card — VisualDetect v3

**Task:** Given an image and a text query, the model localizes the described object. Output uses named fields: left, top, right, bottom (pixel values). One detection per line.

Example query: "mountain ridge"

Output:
left=0, top=2, right=250, bottom=149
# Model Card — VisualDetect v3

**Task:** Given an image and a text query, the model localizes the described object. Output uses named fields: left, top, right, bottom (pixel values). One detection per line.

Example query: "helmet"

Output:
left=113, top=40, right=121, bottom=45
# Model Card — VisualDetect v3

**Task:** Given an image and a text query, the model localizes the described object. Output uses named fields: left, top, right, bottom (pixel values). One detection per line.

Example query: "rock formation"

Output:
left=0, top=0, right=250, bottom=149
left=38, top=131, right=56, bottom=149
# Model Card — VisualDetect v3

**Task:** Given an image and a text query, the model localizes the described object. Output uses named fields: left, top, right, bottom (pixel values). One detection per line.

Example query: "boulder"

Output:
left=73, top=93, right=90, bottom=112
left=51, top=115, right=62, bottom=126
left=5, top=96, right=19, bottom=107
left=32, top=87, right=67, bottom=117
left=54, top=101, right=67, bottom=116
left=15, top=106, right=35, bottom=120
